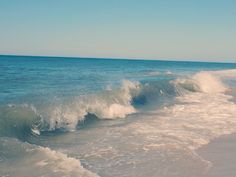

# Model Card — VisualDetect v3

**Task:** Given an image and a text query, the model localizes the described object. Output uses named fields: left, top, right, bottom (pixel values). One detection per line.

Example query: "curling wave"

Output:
left=44, top=80, right=140, bottom=131
left=0, top=104, right=42, bottom=139
left=0, top=80, right=141, bottom=135
left=0, top=69, right=235, bottom=137
left=173, top=70, right=232, bottom=94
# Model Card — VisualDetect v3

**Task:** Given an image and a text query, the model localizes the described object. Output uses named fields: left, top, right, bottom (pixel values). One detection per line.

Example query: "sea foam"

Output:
left=1, top=69, right=235, bottom=136
left=42, top=80, right=140, bottom=130
left=133, top=69, right=236, bottom=150
left=0, top=137, right=99, bottom=177
left=173, top=70, right=233, bottom=94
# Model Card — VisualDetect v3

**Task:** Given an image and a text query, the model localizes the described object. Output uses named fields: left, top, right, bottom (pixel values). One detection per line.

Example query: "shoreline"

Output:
left=195, top=88, right=236, bottom=176
left=197, top=133, right=236, bottom=177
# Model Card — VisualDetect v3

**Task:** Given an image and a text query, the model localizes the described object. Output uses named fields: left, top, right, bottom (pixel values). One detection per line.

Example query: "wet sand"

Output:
left=198, top=133, right=236, bottom=177
left=197, top=89, right=236, bottom=177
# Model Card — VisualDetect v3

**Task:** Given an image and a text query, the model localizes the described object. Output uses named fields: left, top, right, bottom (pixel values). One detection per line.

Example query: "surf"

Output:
left=1, top=69, right=235, bottom=137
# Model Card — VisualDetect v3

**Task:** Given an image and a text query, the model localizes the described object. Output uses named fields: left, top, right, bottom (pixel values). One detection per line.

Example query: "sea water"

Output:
left=0, top=55, right=236, bottom=177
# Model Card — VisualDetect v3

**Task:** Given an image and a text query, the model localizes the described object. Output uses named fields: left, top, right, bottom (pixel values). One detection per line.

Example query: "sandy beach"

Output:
left=198, top=133, right=236, bottom=177
left=197, top=89, right=236, bottom=177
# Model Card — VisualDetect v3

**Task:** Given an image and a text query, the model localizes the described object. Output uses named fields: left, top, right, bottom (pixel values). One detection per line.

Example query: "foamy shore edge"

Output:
left=197, top=89, right=236, bottom=177
left=197, top=133, right=236, bottom=177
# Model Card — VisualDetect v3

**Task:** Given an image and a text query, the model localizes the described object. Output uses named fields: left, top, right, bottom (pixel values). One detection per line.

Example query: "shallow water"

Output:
left=1, top=55, right=236, bottom=177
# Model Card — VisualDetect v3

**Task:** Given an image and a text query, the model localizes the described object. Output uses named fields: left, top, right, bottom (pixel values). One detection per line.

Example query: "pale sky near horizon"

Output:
left=0, top=0, right=236, bottom=62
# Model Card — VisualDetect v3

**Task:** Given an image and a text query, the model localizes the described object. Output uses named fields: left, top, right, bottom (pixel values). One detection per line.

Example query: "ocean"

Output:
left=0, top=55, right=236, bottom=177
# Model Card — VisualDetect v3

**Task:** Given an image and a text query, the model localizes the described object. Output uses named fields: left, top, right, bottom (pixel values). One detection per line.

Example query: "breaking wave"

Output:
left=0, top=104, right=42, bottom=139
left=173, top=71, right=228, bottom=93
left=0, top=80, right=141, bottom=135
left=131, top=69, right=236, bottom=151
left=0, top=137, right=99, bottom=177
left=0, top=69, right=235, bottom=138
left=44, top=80, right=140, bottom=131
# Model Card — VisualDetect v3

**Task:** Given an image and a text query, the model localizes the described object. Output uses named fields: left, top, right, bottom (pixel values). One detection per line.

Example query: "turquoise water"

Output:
left=1, top=55, right=236, bottom=177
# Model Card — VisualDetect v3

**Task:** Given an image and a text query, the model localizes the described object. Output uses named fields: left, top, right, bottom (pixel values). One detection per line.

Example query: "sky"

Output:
left=0, top=0, right=236, bottom=62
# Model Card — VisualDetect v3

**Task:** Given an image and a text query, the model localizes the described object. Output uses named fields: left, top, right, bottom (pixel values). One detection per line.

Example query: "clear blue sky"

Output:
left=0, top=0, right=236, bottom=62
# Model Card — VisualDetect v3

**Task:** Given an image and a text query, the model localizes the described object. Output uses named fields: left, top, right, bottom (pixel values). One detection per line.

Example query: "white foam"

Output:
left=45, top=80, right=140, bottom=130
left=192, top=71, right=227, bottom=93
left=35, top=147, right=99, bottom=176
left=209, top=69, right=236, bottom=78
left=173, top=70, right=233, bottom=94
left=146, top=70, right=172, bottom=76
left=133, top=92, right=236, bottom=150
left=132, top=70, right=236, bottom=150
left=0, top=138, right=99, bottom=177
left=147, top=71, right=160, bottom=76
left=165, top=70, right=172, bottom=75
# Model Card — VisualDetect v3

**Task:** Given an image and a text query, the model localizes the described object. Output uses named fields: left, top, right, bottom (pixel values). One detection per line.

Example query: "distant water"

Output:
left=1, top=55, right=236, bottom=177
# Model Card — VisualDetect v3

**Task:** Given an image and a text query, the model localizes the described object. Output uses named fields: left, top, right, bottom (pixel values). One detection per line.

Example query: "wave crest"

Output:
left=44, top=80, right=140, bottom=130
left=0, top=104, right=42, bottom=139
left=173, top=70, right=231, bottom=94
left=1, top=70, right=235, bottom=135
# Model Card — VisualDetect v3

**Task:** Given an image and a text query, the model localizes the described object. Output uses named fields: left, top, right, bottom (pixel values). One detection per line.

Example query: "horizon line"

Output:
left=0, top=53, right=235, bottom=64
